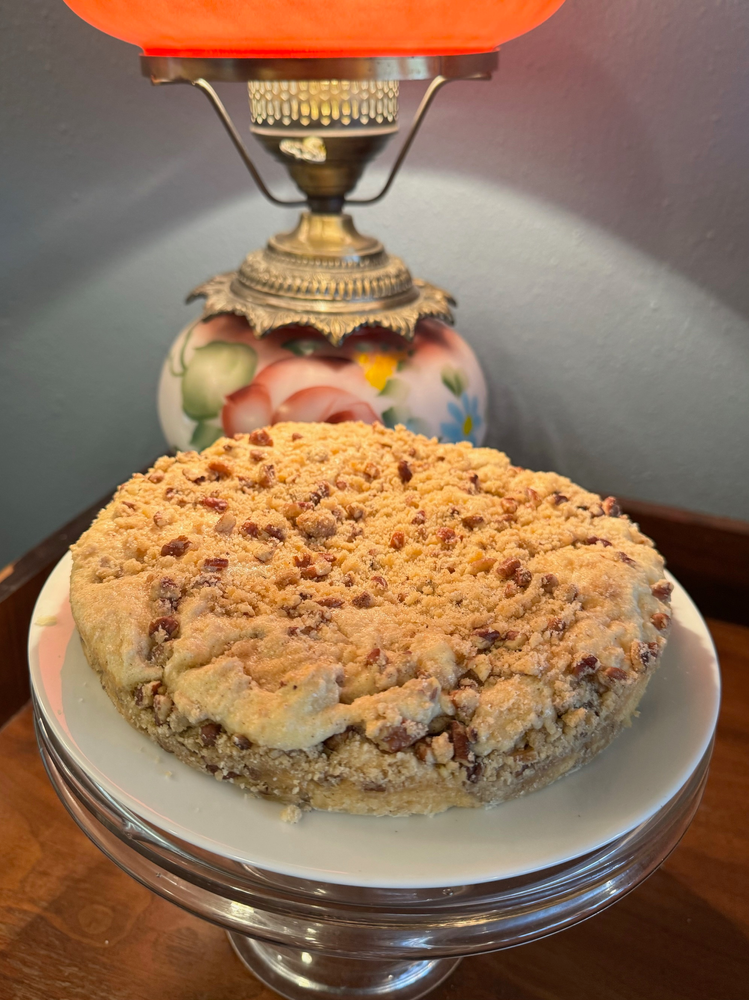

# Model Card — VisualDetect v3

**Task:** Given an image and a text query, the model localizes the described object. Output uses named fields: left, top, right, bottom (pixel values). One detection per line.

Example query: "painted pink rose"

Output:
left=221, top=357, right=379, bottom=435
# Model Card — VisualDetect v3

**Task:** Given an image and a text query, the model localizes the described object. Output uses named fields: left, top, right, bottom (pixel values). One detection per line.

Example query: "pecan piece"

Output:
left=551, top=493, right=568, bottom=505
left=450, top=686, right=480, bottom=723
left=352, top=592, right=374, bottom=609
left=317, top=596, right=344, bottom=609
left=599, top=666, right=628, bottom=686
left=435, top=526, right=457, bottom=546
left=501, top=497, right=518, bottom=514
left=200, top=497, right=228, bottom=512
left=365, top=647, right=388, bottom=666
left=632, top=640, right=659, bottom=671
left=200, top=722, right=222, bottom=747
left=148, top=470, right=165, bottom=484
left=540, top=573, right=559, bottom=593
left=161, top=535, right=191, bottom=558
left=135, top=680, right=161, bottom=708
left=265, top=524, right=286, bottom=542
left=514, top=568, right=532, bottom=590
left=497, top=557, right=521, bottom=580
left=651, top=580, right=674, bottom=600
left=465, top=761, right=484, bottom=783
left=461, top=514, right=485, bottom=530
left=363, top=462, right=380, bottom=480
left=449, top=721, right=475, bottom=766
left=208, top=460, right=232, bottom=479
left=572, top=654, right=599, bottom=678
left=308, top=481, right=331, bottom=505
left=159, top=577, right=180, bottom=601
left=148, top=616, right=179, bottom=640
left=390, top=530, right=405, bottom=550
left=249, top=428, right=273, bottom=446
left=411, top=510, right=426, bottom=525
left=258, top=464, right=276, bottom=488
left=502, top=630, right=528, bottom=650
left=586, top=536, right=612, bottom=547
left=414, top=739, right=434, bottom=763
left=215, top=512, right=236, bottom=535
left=378, top=722, right=427, bottom=753
left=397, top=460, right=413, bottom=484
left=371, top=575, right=388, bottom=590
left=232, top=734, right=251, bottom=750
left=203, top=557, right=229, bottom=571
left=300, top=561, right=332, bottom=579
left=603, top=496, right=622, bottom=517
left=651, top=612, right=671, bottom=631
left=241, top=520, right=260, bottom=537
left=546, top=617, right=567, bottom=634
left=474, top=629, right=502, bottom=651
left=153, top=693, right=173, bottom=724
left=466, top=472, right=481, bottom=494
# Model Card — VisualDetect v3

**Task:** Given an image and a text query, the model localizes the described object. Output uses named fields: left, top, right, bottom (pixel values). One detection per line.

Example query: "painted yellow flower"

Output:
left=354, top=350, right=406, bottom=392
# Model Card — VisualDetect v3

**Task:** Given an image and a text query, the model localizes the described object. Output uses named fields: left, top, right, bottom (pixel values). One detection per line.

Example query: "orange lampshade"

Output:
left=63, top=0, right=565, bottom=58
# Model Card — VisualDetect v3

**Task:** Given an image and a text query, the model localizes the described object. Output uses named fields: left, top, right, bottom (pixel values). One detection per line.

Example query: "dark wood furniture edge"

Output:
left=0, top=492, right=115, bottom=730
left=1, top=493, right=747, bottom=731
left=621, top=498, right=749, bottom=627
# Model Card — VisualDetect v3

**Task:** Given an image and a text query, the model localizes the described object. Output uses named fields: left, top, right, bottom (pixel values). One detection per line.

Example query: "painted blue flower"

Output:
left=440, top=393, right=483, bottom=445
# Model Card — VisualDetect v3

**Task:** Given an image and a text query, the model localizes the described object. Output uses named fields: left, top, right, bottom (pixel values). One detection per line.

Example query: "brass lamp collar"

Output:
left=189, top=212, right=455, bottom=346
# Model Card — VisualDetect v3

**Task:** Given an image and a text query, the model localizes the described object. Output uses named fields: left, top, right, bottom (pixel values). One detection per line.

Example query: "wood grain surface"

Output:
left=0, top=619, right=746, bottom=1000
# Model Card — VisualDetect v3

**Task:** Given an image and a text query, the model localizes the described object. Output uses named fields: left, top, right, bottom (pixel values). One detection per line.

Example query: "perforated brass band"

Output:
left=248, top=80, right=399, bottom=129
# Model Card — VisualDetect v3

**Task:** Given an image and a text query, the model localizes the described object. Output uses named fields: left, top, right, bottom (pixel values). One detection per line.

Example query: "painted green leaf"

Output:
left=441, top=365, right=469, bottom=398
left=405, top=416, right=432, bottom=436
left=190, top=420, right=225, bottom=450
left=181, top=341, right=257, bottom=420
left=381, top=406, right=400, bottom=429
left=379, top=376, right=410, bottom=402
left=282, top=338, right=326, bottom=357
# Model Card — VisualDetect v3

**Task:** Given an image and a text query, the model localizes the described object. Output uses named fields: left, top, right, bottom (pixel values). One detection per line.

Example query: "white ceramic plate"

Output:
left=29, top=553, right=720, bottom=888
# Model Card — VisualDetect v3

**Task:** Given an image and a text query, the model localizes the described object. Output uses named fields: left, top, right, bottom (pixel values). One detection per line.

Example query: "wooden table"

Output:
left=0, top=617, right=746, bottom=1000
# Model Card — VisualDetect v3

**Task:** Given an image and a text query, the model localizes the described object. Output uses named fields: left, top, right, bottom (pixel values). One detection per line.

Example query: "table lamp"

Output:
left=63, top=1, right=566, bottom=451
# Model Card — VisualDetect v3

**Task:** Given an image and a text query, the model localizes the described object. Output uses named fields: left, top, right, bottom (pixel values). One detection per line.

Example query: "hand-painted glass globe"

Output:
left=158, top=315, right=488, bottom=451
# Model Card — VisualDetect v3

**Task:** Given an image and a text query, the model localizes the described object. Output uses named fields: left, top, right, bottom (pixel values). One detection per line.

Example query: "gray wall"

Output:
left=1, top=0, right=748, bottom=567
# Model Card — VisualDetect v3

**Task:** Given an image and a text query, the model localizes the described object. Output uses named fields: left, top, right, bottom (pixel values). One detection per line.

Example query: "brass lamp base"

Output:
left=189, top=212, right=454, bottom=344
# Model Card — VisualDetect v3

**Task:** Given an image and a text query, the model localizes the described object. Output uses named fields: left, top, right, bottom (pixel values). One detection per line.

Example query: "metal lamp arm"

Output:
left=191, top=78, right=307, bottom=207
left=346, top=72, right=490, bottom=206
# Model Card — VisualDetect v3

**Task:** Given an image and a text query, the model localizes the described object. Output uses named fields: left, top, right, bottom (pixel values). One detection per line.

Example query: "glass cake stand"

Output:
left=35, top=703, right=712, bottom=1000
left=29, top=557, right=720, bottom=999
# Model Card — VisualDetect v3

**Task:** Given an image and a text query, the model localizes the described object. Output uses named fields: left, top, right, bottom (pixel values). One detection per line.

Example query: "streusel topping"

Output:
left=71, top=422, right=670, bottom=759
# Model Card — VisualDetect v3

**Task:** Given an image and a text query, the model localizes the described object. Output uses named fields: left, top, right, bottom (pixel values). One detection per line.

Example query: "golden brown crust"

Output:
left=70, top=422, right=672, bottom=816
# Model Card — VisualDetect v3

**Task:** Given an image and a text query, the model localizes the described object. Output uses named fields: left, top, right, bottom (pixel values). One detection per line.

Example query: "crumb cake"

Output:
left=70, top=422, right=673, bottom=816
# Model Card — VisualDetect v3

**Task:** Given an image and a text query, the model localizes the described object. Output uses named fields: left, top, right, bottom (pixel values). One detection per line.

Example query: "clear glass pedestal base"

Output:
left=228, top=935, right=462, bottom=1000
left=34, top=702, right=712, bottom=1000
